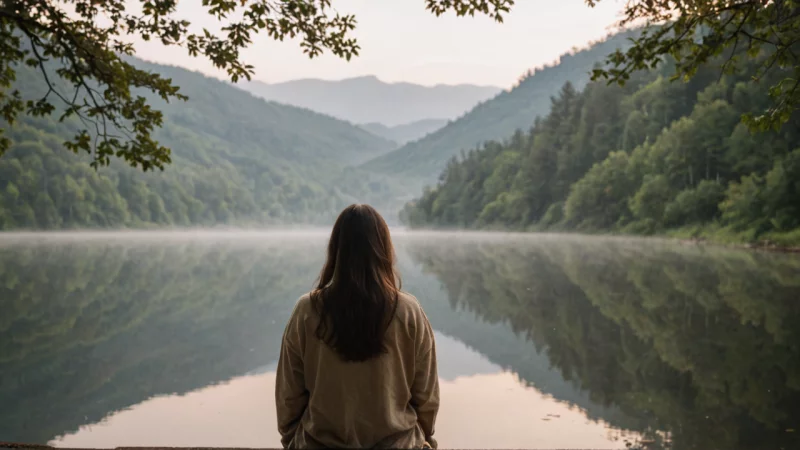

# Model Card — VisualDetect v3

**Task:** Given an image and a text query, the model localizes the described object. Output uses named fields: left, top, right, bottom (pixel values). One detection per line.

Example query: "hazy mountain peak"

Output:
left=238, top=76, right=501, bottom=127
left=344, top=75, right=381, bottom=83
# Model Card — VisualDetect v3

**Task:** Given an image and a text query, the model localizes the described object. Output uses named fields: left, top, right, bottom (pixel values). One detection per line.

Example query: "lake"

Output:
left=1, top=231, right=799, bottom=450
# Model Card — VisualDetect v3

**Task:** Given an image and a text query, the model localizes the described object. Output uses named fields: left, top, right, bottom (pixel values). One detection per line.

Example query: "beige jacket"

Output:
left=275, top=292, right=439, bottom=449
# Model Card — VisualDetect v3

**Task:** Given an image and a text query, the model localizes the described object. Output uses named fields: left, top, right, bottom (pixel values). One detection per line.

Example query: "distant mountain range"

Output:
left=238, top=76, right=501, bottom=127
left=360, top=31, right=639, bottom=187
left=360, top=119, right=448, bottom=146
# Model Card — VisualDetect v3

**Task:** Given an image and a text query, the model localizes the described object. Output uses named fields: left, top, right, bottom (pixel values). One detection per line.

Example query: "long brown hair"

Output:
left=311, top=204, right=400, bottom=362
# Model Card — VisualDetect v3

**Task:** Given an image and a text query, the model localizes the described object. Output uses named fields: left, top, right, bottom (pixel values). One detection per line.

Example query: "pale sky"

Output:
left=132, top=0, right=625, bottom=88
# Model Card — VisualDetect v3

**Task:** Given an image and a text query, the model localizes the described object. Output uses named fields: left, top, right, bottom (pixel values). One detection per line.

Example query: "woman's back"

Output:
left=276, top=291, right=438, bottom=448
left=274, top=204, right=439, bottom=449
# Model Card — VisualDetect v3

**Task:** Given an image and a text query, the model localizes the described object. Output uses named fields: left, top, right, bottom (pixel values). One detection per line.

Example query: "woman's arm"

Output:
left=410, top=314, right=440, bottom=448
left=275, top=312, right=308, bottom=448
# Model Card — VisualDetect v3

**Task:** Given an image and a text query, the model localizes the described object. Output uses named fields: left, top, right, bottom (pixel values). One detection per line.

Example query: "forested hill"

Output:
left=360, top=31, right=637, bottom=185
left=402, top=48, right=800, bottom=245
left=0, top=57, right=397, bottom=230
left=132, top=59, right=396, bottom=166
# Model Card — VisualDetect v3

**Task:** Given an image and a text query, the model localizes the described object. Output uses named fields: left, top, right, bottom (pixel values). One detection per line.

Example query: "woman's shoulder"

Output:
left=393, top=291, right=433, bottom=340
left=291, top=292, right=316, bottom=317
left=292, top=290, right=425, bottom=320
left=395, top=291, right=427, bottom=319
left=297, top=292, right=312, bottom=305
left=397, top=290, right=419, bottom=305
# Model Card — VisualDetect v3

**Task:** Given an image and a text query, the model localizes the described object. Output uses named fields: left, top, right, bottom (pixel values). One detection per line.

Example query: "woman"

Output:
left=275, top=204, right=439, bottom=449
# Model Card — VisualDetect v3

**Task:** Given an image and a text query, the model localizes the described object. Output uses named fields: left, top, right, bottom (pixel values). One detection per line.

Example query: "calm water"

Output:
left=1, top=231, right=799, bottom=450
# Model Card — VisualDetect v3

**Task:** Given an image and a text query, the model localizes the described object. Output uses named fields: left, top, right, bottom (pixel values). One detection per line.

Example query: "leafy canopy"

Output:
left=0, top=0, right=512, bottom=171
left=588, top=0, right=800, bottom=131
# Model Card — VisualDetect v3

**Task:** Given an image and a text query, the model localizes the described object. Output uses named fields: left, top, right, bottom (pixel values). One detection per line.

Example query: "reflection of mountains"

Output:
left=3, top=234, right=799, bottom=450
left=0, top=238, right=324, bottom=444
left=404, top=235, right=800, bottom=450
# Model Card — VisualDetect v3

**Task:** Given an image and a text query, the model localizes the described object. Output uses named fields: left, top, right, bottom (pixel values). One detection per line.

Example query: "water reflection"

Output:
left=1, top=232, right=798, bottom=449
left=405, top=234, right=800, bottom=450
left=50, top=333, right=631, bottom=450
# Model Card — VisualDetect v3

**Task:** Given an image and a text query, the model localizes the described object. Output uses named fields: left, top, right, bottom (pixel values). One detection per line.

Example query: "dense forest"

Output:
left=361, top=31, right=637, bottom=185
left=401, top=48, right=800, bottom=245
left=0, top=57, right=399, bottom=230
left=406, top=235, right=800, bottom=450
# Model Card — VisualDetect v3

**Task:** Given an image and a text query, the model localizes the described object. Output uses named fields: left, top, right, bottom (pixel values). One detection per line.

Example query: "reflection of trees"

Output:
left=0, top=239, right=324, bottom=444
left=407, top=235, right=800, bottom=450
left=3, top=235, right=799, bottom=449
left=397, top=243, right=643, bottom=432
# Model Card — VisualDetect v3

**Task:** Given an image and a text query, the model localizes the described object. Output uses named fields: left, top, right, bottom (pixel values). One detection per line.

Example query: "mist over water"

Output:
left=2, top=231, right=799, bottom=449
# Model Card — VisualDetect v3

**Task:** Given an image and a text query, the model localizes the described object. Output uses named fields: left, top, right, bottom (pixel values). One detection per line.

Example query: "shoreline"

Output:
left=675, top=237, right=800, bottom=254
left=1, top=227, right=799, bottom=254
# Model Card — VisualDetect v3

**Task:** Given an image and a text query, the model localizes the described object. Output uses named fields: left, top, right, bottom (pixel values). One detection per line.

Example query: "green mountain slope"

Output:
left=360, top=31, right=637, bottom=185
left=0, top=58, right=396, bottom=229
left=239, top=76, right=500, bottom=126
left=135, top=61, right=396, bottom=166
left=360, top=118, right=448, bottom=146
left=401, top=45, right=800, bottom=244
